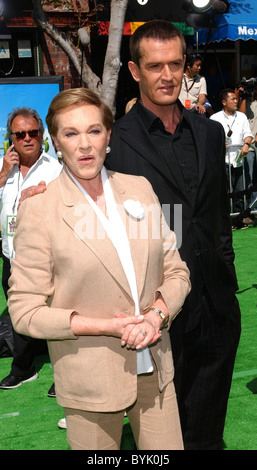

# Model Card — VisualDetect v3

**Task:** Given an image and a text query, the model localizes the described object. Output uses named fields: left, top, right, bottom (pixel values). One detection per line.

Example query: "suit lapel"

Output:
left=196, top=121, right=207, bottom=186
left=186, top=111, right=207, bottom=187
left=118, top=111, right=188, bottom=202
left=58, top=169, right=132, bottom=299
left=58, top=168, right=149, bottom=303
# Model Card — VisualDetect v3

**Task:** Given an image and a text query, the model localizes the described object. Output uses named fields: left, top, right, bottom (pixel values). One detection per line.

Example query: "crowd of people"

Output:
left=0, top=19, right=256, bottom=451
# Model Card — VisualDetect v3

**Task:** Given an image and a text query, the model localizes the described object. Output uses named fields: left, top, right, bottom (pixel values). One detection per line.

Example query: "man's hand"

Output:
left=18, top=181, right=47, bottom=207
left=195, top=103, right=206, bottom=114
left=0, top=145, right=20, bottom=188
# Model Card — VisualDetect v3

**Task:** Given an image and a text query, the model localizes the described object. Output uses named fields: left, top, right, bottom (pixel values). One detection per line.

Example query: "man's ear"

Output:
left=128, top=61, right=141, bottom=83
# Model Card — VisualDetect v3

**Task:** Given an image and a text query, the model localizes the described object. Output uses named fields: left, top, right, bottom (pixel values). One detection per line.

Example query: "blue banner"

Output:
left=197, top=1, right=257, bottom=44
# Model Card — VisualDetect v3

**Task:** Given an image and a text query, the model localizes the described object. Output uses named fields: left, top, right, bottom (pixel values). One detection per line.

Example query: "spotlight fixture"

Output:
left=191, top=0, right=213, bottom=12
left=183, top=0, right=230, bottom=14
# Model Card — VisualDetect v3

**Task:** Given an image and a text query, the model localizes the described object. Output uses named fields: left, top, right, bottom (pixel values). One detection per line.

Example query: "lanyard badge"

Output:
left=6, top=215, right=17, bottom=236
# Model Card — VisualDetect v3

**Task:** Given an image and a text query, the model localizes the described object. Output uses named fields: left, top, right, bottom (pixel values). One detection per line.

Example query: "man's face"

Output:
left=223, top=93, right=238, bottom=113
left=188, top=59, right=202, bottom=77
left=11, top=115, right=43, bottom=161
left=128, top=37, right=185, bottom=109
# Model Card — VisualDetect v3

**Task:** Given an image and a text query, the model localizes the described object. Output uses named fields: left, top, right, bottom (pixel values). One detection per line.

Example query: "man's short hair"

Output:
left=186, top=52, right=202, bottom=68
left=129, top=20, right=186, bottom=66
left=7, top=107, right=44, bottom=140
left=220, top=88, right=235, bottom=103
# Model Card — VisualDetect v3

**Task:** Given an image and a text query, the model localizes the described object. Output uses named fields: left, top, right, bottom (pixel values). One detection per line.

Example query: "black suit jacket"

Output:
left=106, top=101, right=239, bottom=334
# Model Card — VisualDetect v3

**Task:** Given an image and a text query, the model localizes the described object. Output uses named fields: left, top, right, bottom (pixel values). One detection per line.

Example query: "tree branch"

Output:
left=101, top=0, right=128, bottom=110
left=32, top=0, right=101, bottom=94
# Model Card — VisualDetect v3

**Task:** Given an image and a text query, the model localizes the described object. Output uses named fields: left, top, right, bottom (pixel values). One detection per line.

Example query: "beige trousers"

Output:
left=63, top=367, right=183, bottom=450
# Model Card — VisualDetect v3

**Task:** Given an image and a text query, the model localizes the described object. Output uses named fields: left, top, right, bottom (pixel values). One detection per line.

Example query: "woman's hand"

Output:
left=70, top=311, right=145, bottom=339
left=70, top=309, right=164, bottom=350
left=115, top=312, right=162, bottom=350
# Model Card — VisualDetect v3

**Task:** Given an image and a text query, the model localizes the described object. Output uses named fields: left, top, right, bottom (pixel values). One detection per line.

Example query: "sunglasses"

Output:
left=11, top=129, right=40, bottom=140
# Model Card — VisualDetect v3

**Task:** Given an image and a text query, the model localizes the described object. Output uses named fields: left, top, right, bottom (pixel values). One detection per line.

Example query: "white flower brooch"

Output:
left=123, top=199, right=145, bottom=220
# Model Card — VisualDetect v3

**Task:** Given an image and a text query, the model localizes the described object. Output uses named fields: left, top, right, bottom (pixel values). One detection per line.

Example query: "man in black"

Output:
left=106, top=20, right=241, bottom=450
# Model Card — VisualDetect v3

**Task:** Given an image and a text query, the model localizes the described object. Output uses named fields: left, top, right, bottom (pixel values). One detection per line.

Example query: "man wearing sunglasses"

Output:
left=0, top=107, right=62, bottom=390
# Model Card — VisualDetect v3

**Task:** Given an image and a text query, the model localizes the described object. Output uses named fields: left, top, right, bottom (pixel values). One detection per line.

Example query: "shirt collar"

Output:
left=136, top=99, right=188, bottom=133
left=39, top=150, right=51, bottom=161
left=136, top=100, right=160, bottom=131
left=223, top=110, right=237, bottom=120
left=184, top=73, right=199, bottom=82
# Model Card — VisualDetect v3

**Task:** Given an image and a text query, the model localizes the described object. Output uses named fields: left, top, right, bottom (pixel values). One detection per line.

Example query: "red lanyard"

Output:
left=184, top=74, right=197, bottom=93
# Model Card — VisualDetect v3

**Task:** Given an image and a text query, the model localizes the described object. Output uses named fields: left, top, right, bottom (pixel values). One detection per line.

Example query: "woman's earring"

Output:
left=56, top=150, right=63, bottom=159
left=106, top=145, right=111, bottom=154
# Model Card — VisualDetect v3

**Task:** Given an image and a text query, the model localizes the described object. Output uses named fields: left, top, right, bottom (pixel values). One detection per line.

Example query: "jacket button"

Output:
left=194, top=249, right=201, bottom=256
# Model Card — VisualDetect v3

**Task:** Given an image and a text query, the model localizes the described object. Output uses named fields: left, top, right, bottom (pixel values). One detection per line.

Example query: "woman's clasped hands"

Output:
left=115, top=312, right=162, bottom=351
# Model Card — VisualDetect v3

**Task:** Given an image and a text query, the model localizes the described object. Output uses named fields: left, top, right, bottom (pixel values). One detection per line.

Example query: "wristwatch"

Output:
left=149, top=307, right=168, bottom=329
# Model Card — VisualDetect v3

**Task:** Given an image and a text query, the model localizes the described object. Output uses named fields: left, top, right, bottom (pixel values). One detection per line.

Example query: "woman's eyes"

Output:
left=65, top=129, right=101, bottom=137
left=65, top=131, right=76, bottom=137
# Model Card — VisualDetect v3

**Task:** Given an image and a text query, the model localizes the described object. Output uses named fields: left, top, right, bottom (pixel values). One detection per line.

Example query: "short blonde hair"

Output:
left=125, top=98, right=137, bottom=114
left=46, top=88, right=113, bottom=136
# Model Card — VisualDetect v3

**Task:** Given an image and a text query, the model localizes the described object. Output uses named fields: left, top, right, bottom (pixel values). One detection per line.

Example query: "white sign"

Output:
left=18, top=40, right=32, bottom=58
left=0, top=41, right=10, bottom=59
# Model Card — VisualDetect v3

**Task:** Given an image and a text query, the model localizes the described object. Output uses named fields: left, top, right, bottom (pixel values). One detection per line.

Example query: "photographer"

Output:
left=238, top=79, right=257, bottom=207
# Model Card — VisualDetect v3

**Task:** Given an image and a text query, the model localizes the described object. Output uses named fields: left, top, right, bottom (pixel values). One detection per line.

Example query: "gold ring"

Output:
left=140, top=329, right=147, bottom=337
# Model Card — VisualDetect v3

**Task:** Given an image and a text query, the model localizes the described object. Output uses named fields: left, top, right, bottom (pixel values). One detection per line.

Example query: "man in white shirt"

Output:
left=210, top=89, right=253, bottom=217
left=179, top=53, right=207, bottom=114
left=239, top=84, right=257, bottom=205
left=0, top=106, right=62, bottom=389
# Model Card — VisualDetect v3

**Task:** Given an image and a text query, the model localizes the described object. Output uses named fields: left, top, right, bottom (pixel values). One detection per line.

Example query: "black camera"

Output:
left=239, top=77, right=257, bottom=98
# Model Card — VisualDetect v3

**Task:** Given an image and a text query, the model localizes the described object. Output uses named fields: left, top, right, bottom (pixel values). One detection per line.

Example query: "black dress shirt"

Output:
left=136, top=101, right=199, bottom=205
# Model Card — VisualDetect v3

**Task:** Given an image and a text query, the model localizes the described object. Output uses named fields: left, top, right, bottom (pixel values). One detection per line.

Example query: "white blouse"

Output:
left=67, top=165, right=153, bottom=375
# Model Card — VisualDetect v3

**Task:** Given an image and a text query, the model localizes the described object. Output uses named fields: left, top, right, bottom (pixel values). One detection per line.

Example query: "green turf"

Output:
left=0, top=226, right=257, bottom=450
left=222, top=226, right=257, bottom=450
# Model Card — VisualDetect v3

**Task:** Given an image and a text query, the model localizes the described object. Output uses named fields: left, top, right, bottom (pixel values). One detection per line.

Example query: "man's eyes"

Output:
left=148, top=63, right=182, bottom=71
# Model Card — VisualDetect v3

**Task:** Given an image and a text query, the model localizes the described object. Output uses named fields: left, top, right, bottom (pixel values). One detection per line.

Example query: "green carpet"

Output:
left=0, top=225, right=257, bottom=450
left=222, top=226, right=257, bottom=450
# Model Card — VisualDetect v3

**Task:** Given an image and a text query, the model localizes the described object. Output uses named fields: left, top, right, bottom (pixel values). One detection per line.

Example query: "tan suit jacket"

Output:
left=8, top=167, right=190, bottom=412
